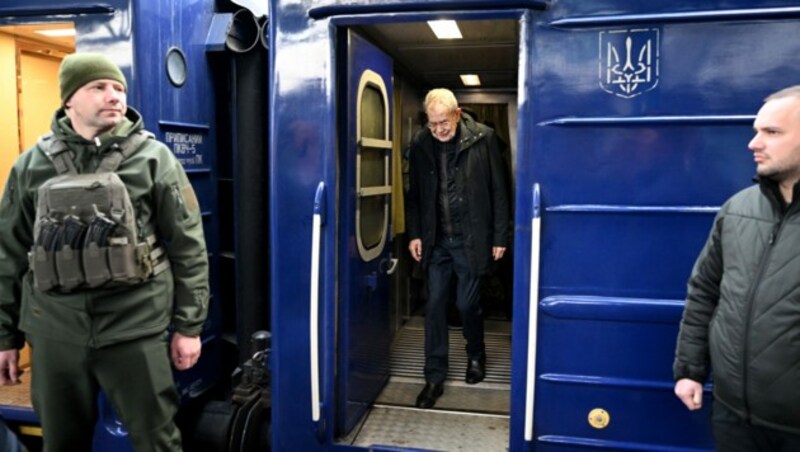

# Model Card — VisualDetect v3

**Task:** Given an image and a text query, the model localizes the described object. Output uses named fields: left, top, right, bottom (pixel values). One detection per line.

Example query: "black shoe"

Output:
left=415, top=382, right=444, bottom=408
left=465, top=356, right=486, bottom=384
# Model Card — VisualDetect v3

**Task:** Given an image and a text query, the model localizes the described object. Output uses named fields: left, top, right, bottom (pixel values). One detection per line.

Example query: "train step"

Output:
left=341, top=316, right=512, bottom=450
left=376, top=376, right=509, bottom=415
left=389, top=316, right=512, bottom=385
left=350, top=404, right=509, bottom=451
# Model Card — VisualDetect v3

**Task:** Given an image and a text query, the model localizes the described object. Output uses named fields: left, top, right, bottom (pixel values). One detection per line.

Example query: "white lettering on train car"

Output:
left=165, top=132, right=205, bottom=166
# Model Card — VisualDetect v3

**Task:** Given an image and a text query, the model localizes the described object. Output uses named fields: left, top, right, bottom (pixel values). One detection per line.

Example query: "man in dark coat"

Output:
left=406, top=88, right=509, bottom=408
left=674, top=85, right=800, bottom=451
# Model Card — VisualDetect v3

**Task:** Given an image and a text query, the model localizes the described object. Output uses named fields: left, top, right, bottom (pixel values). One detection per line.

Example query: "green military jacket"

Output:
left=0, top=108, right=209, bottom=350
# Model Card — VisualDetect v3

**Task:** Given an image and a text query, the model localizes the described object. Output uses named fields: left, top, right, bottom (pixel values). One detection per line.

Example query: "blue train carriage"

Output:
left=269, top=0, right=800, bottom=451
left=2, top=0, right=799, bottom=451
left=0, top=0, right=263, bottom=449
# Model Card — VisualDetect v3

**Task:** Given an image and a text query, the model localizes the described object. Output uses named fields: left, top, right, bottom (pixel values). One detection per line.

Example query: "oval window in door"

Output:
left=355, top=69, right=392, bottom=262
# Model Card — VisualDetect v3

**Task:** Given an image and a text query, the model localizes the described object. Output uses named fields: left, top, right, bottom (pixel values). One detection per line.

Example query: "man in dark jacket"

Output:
left=406, top=88, right=509, bottom=409
left=0, top=53, right=208, bottom=451
left=674, top=85, right=800, bottom=451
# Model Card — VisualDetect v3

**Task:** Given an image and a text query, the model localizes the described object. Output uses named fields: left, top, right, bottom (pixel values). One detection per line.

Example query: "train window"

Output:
left=165, top=46, right=187, bottom=87
left=355, top=70, right=392, bottom=261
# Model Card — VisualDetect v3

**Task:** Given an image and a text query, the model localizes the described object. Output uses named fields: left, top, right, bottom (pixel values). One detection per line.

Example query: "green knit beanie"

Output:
left=59, top=53, right=127, bottom=105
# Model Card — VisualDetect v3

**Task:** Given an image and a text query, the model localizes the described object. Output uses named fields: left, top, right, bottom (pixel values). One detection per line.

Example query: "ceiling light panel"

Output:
left=427, top=20, right=462, bottom=40
left=460, top=74, right=481, bottom=86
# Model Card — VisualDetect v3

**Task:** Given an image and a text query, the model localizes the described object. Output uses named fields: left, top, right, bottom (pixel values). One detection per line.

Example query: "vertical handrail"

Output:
left=310, top=182, right=326, bottom=422
left=524, top=183, right=541, bottom=441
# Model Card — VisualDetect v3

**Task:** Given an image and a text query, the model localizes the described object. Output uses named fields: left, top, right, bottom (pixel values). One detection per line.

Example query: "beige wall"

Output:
left=0, top=33, right=19, bottom=193
left=20, top=52, right=61, bottom=150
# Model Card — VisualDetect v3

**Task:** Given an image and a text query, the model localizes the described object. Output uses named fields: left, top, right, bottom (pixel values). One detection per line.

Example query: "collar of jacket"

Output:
left=756, top=174, right=800, bottom=215
left=455, top=113, right=486, bottom=153
left=50, top=107, right=144, bottom=156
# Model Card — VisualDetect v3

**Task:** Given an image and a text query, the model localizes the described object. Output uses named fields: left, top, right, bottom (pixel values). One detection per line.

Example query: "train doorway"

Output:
left=333, top=17, right=519, bottom=450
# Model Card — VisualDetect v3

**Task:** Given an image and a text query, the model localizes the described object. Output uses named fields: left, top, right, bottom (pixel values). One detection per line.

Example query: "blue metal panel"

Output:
left=511, top=2, right=800, bottom=451
left=131, top=0, right=221, bottom=396
left=269, top=0, right=335, bottom=449
left=0, top=3, right=115, bottom=17
left=546, top=0, right=800, bottom=19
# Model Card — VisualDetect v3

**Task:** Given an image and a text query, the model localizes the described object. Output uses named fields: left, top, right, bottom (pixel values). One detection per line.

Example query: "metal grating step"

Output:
left=351, top=405, right=509, bottom=451
left=376, top=377, right=509, bottom=414
left=390, top=316, right=512, bottom=385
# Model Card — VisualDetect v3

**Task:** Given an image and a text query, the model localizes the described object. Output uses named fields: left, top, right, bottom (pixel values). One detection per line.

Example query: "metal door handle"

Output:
left=525, top=183, right=541, bottom=442
left=380, top=257, right=398, bottom=275
left=310, top=182, right=325, bottom=423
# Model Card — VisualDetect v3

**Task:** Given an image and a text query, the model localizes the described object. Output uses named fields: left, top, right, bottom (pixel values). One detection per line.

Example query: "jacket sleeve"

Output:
left=405, top=138, right=422, bottom=241
left=155, top=152, right=210, bottom=337
left=0, top=165, right=34, bottom=351
left=486, top=131, right=510, bottom=247
left=673, top=207, right=725, bottom=382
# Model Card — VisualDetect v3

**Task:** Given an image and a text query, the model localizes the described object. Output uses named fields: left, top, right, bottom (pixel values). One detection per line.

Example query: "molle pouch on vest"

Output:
left=108, top=236, right=141, bottom=282
left=82, top=214, right=115, bottom=287
left=54, top=215, right=88, bottom=290
left=29, top=217, right=60, bottom=291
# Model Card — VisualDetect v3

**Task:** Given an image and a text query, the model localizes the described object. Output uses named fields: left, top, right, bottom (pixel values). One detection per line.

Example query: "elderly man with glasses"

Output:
left=406, top=88, right=510, bottom=409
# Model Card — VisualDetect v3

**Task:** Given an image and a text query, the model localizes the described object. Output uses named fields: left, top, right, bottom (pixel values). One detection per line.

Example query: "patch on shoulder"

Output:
left=181, top=185, right=200, bottom=212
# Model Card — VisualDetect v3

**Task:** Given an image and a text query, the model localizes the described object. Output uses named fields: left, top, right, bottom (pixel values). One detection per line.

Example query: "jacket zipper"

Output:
left=740, top=201, right=793, bottom=419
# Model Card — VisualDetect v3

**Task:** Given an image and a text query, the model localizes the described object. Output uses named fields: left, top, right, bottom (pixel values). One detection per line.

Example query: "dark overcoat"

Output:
left=406, top=113, right=509, bottom=275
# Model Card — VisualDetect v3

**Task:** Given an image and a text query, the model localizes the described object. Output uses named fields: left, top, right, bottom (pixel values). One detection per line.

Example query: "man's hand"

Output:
left=171, top=333, right=201, bottom=371
left=492, top=246, right=506, bottom=261
left=409, top=239, right=422, bottom=262
left=0, top=349, right=21, bottom=385
left=674, top=378, right=703, bottom=410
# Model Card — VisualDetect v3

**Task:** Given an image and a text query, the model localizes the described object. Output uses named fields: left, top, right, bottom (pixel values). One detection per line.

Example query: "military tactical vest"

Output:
left=29, top=130, right=170, bottom=292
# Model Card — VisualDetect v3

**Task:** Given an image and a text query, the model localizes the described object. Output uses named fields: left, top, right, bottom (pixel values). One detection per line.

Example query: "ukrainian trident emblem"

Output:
left=599, top=28, right=659, bottom=99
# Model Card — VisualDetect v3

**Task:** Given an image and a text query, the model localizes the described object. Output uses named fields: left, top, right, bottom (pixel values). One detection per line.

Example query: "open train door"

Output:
left=335, top=29, right=394, bottom=436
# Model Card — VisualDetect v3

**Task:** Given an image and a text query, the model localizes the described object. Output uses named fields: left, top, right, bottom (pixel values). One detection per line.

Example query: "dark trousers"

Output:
left=29, top=333, right=182, bottom=452
left=424, top=238, right=484, bottom=384
left=713, top=400, right=800, bottom=452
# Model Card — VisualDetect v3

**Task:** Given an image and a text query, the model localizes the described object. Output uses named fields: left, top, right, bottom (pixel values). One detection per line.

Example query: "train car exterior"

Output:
left=2, top=0, right=800, bottom=450
left=269, top=0, right=800, bottom=451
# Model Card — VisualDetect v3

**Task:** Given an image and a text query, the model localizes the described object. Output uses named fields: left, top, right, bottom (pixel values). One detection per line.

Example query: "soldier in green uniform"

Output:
left=0, top=53, right=209, bottom=451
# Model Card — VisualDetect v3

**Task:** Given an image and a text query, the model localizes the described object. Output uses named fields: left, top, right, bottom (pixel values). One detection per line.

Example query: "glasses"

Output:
left=427, top=118, right=452, bottom=130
